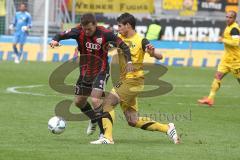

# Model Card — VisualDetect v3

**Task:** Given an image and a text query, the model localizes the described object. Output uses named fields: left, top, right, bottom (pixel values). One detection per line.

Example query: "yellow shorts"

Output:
left=217, top=60, right=240, bottom=78
left=111, top=78, right=144, bottom=112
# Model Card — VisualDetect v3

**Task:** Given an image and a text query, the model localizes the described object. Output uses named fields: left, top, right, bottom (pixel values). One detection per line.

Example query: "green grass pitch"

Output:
left=0, top=61, right=239, bottom=160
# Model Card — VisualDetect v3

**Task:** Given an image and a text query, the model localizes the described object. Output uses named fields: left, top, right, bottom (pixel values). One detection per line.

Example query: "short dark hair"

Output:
left=19, top=2, right=27, bottom=7
left=80, top=13, right=97, bottom=26
left=117, top=13, right=136, bottom=29
left=229, top=10, right=237, bottom=19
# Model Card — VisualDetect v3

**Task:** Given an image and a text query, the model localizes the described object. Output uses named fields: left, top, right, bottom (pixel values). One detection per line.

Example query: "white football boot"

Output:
left=14, top=55, right=20, bottom=64
left=86, top=120, right=97, bottom=135
left=90, top=137, right=114, bottom=144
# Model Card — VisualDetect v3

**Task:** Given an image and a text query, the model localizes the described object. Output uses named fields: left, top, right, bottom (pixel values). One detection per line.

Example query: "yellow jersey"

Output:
left=118, top=33, right=149, bottom=80
left=222, top=22, right=240, bottom=63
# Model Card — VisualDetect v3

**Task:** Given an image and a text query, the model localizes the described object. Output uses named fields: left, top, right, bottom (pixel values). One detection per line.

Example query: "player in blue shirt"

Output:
left=9, top=3, right=32, bottom=63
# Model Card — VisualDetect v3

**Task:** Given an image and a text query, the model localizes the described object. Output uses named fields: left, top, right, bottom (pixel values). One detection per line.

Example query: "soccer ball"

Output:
left=48, top=116, right=66, bottom=134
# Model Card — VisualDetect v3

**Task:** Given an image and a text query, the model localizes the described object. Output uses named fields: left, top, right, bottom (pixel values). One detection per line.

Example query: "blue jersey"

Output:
left=13, top=11, right=32, bottom=34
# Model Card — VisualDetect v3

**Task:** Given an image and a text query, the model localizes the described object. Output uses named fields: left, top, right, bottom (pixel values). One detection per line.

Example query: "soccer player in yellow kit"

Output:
left=198, top=11, right=240, bottom=106
left=90, top=13, right=180, bottom=144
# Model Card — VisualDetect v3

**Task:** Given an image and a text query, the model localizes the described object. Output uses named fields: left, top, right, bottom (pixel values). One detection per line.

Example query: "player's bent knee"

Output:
left=127, top=120, right=137, bottom=127
left=124, top=108, right=138, bottom=127
left=91, top=98, right=101, bottom=107
left=74, top=100, right=82, bottom=108
left=102, top=94, right=119, bottom=108
left=125, top=113, right=138, bottom=127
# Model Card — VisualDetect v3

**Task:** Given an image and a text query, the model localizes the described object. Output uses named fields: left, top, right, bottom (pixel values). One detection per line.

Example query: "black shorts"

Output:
left=75, top=74, right=109, bottom=96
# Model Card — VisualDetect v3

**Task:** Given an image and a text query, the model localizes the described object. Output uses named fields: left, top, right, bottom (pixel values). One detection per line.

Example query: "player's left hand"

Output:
left=146, top=44, right=155, bottom=56
left=146, top=44, right=163, bottom=60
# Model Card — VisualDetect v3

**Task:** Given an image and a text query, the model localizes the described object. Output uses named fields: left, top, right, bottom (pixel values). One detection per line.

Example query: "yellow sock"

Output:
left=208, top=79, right=221, bottom=100
left=102, top=110, right=115, bottom=141
left=135, top=117, right=169, bottom=133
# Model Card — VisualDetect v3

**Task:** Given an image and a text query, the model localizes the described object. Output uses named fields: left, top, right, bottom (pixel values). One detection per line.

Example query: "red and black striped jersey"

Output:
left=53, top=25, right=131, bottom=80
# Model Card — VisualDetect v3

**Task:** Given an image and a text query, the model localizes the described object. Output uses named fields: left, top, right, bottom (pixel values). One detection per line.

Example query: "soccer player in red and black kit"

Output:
left=49, top=13, right=133, bottom=137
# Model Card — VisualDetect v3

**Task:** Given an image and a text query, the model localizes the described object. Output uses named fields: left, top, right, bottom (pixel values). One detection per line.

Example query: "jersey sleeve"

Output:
left=222, top=27, right=240, bottom=46
left=52, top=27, right=80, bottom=42
left=12, top=14, right=17, bottom=26
left=142, top=38, right=150, bottom=51
left=27, top=13, right=32, bottom=28
left=105, top=32, right=132, bottom=62
left=230, top=28, right=240, bottom=36
left=105, top=31, right=120, bottom=45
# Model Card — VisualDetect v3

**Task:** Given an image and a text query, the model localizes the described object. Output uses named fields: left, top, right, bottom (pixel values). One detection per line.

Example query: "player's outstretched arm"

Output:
left=50, top=27, right=80, bottom=48
left=118, top=41, right=135, bottom=72
left=142, top=38, right=163, bottom=60
left=27, top=12, right=32, bottom=29
left=9, top=14, right=17, bottom=30
left=145, top=44, right=163, bottom=60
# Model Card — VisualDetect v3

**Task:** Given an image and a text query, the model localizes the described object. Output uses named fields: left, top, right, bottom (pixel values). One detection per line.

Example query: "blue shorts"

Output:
left=13, top=32, right=27, bottom=44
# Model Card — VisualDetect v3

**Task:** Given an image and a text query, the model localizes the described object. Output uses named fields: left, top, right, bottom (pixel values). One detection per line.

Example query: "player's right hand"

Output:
left=9, top=24, right=14, bottom=30
left=49, top=40, right=60, bottom=48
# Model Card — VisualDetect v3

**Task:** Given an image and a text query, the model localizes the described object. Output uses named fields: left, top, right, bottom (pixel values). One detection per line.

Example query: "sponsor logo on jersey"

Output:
left=85, top=42, right=101, bottom=50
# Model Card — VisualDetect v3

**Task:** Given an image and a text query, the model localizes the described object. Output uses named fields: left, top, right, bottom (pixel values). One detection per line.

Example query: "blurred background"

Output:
left=0, top=0, right=239, bottom=67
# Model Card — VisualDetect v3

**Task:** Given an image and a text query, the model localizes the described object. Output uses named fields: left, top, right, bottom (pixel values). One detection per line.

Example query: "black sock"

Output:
left=80, top=103, right=105, bottom=135
left=94, top=105, right=104, bottom=134
left=80, top=102, right=96, bottom=121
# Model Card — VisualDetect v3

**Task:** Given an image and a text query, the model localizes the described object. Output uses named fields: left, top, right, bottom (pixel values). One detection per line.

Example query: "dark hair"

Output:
left=80, top=13, right=97, bottom=26
left=229, top=10, right=237, bottom=19
left=19, top=2, right=27, bottom=7
left=117, top=13, right=136, bottom=29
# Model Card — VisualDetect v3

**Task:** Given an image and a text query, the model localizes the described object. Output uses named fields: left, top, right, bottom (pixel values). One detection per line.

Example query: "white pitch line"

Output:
left=4, top=84, right=239, bottom=100
left=5, top=85, right=72, bottom=98
left=6, top=85, right=46, bottom=96
left=4, top=85, right=239, bottom=107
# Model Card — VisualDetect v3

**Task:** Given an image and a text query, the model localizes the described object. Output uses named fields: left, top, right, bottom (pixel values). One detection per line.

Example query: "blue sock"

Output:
left=19, top=45, right=24, bottom=59
left=13, top=45, right=19, bottom=57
